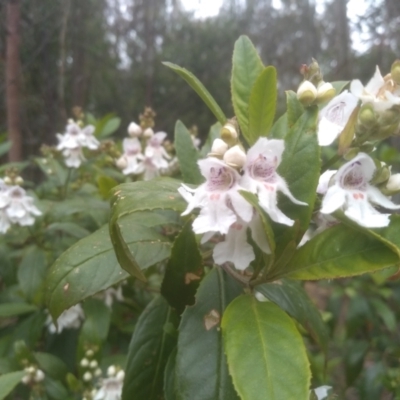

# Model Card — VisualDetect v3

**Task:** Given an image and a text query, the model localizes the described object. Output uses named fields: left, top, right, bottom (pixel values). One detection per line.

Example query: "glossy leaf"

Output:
left=175, top=268, right=242, bottom=400
left=46, top=222, right=90, bottom=239
left=248, top=66, right=277, bottom=143
left=0, top=371, right=26, bottom=400
left=80, top=299, right=111, bottom=345
left=269, top=113, right=288, bottom=139
left=161, top=220, right=203, bottom=314
left=222, top=295, right=311, bottom=400
left=163, top=62, right=226, bottom=124
left=174, top=120, right=203, bottom=185
left=277, top=106, right=320, bottom=233
left=278, top=224, right=399, bottom=280
left=256, top=279, right=329, bottom=353
left=231, top=35, right=264, bottom=140
left=122, top=296, right=178, bottom=400
left=286, top=90, right=304, bottom=129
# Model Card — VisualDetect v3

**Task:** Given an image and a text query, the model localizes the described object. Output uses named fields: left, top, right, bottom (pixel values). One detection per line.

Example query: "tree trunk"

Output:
left=5, top=0, right=22, bottom=162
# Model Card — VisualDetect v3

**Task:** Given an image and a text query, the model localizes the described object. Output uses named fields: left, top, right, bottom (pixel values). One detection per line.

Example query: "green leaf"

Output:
left=256, top=279, right=329, bottom=353
left=164, top=349, right=177, bottom=400
left=122, top=296, right=178, bottom=400
left=43, top=377, right=69, bottom=400
left=0, top=370, right=25, bottom=400
left=97, top=175, right=119, bottom=199
left=248, top=66, right=277, bottom=144
left=35, top=157, right=68, bottom=187
left=175, top=268, right=242, bottom=400
left=163, top=62, right=226, bottom=125
left=46, top=212, right=173, bottom=319
left=222, top=295, right=311, bottom=400
left=80, top=299, right=111, bottom=344
left=174, top=121, right=203, bottom=185
left=269, top=113, right=288, bottom=140
left=279, top=224, right=399, bottom=280
left=18, top=246, right=47, bottom=303
left=109, top=178, right=186, bottom=280
left=99, top=117, right=121, bottom=138
left=0, top=141, right=12, bottom=157
left=231, top=35, right=264, bottom=140
left=46, top=222, right=90, bottom=239
left=331, top=80, right=349, bottom=95
left=286, top=90, right=304, bottom=129
left=277, top=106, right=320, bottom=233
left=34, top=352, right=69, bottom=381
left=161, top=220, right=203, bottom=314
left=0, top=303, right=38, bottom=318
left=199, top=123, right=221, bottom=158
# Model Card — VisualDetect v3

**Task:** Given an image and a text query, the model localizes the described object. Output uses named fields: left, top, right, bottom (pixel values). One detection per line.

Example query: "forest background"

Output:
left=1, top=0, right=400, bottom=165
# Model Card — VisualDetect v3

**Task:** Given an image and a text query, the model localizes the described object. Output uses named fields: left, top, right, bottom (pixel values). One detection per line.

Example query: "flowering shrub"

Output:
left=2, top=35, right=400, bottom=399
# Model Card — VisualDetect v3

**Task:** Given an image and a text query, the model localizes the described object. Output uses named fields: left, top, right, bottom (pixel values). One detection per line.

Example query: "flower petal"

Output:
left=276, top=176, right=307, bottom=206
left=320, top=186, right=346, bottom=214
left=229, top=189, right=253, bottom=223
left=365, top=66, right=384, bottom=96
left=344, top=197, right=390, bottom=228
left=317, top=117, right=343, bottom=146
left=366, top=185, right=400, bottom=210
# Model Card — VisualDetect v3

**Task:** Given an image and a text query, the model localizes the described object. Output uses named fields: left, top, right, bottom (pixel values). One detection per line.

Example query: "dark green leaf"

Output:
left=122, top=296, right=178, bottom=400
left=278, top=224, right=399, bottom=280
left=248, top=66, right=277, bottom=144
left=256, top=279, right=329, bottom=353
left=163, top=62, right=226, bottom=125
left=0, top=141, right=12, bottom=157
left=80, top=299, right=111, bottom=344
left=34, top=352, right=69, bottom=381
left=99, top=117, right=121, bottom=138
left=222, top=295, right=311, bottom=400
left=231, top=35, right=264, bottom=140
left=0, top=303, right=38, bottom=318
left=46, top=222, right=90, bottom=239
left=175, top=268, right=242, bottom=400
left=164, top=348, right=177, bottom=400
left=161, top=220, right=203, bottom=314
left=97, top=175, right=119, bottom=199
left=174, top=121, right=203, bottom=185
left=286, top=90, right=304, bottom=129
left=0, top=371, right=25, bottom=400
left=270, top=113, right=288, bottom=139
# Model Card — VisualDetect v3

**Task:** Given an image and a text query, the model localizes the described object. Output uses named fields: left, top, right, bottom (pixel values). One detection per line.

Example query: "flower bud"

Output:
left=297, top=80, right=317, bottom=105
left=115, top=156, right=128, bottom=170
left=371, top=165, right=391, bottom=185
left=143, top=128, right=154, bottom=138
left=358, top=103, right=376, bottom=127
left=220, top=121, right=238, bottom=146
left=128, top=122, right=142, bottom=137
left=83, top=371, right=92, bottom=382
left=85, top=349, right=94, bottom=358
left=116, top=370, right=125, bottom=382
left=89, top=360, right=98, bottom=369
left=208, top=138, right=228, bottom=158
left=21, top=375, right=31, bottom=385
left=34, top=369, right=45, bottom=382
left=15, top=176, right=24, bottom=186
left=391, top=60, right=400, bottom=85
left=223, top=145, right=247, bottom=169
left=3, top=177, right=12, bottom=185
left=80, top=358, right=89, bottom=367
left=343, top=147, right=360, bottom=160
left=386, top=173, right=400, bottom=192
left=107, top=365, right=117, bottom=377
left=316, top=82, right=335, bottom=103
left=94, top=368, right=102, bottom=377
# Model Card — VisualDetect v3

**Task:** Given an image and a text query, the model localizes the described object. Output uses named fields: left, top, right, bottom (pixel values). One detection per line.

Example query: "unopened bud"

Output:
left=371, top=165, right=391, bottom=185
left=3, top=177, right=12, bottom=185
left=143, top=128, right=154, bottom=138
left=359, top=142, right=375, bottom=153
left=297, top=80, right=317, bottom=105
left=80, top=358, right=89, bottom=367
left=115, top=156, right=128, bottom=170
left=34, top=369, right=45, bottom=382
left=316, top=82, right=335, bottom=103
left=386, top=173, right=400, bottom=192
left=220, top=121, right=238, bottom=146
left=21, top=375, right=31, bottom=385
left=343, top=147, right=360, bottom=160
left=85, top=349, right=94, bottom=358
left=358, top=104, right=376, bottom=127
left=89, top=360, right=98, bottom=369
left=208, top=138, right=228, bottom=158
left=107, top=365, right=117, bottom=377
left=83, top=371, right=92, bottom=382
left=128, top=122, right=142, bottom=137
left=391, top=60, right=400, bottom=85
left=116, top=370, right=125, bottom=382
left=15, top=176, right=24, bottom=186
left=26, top=366, right=35, bottom=374
left=379, top=107, right=400, bottom=127
left=223, top=145, right=246, bottom=169
left=94, top=368, right=102, bottom=377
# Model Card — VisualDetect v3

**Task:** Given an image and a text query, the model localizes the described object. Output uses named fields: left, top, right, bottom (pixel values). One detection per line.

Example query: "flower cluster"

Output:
left=56, top=120, right=100, bottom=168
left=89, top=365, right=125, bottom=400
left=0, top=178, right=42, bottom=234
left=115, top=121, right=175, bottom=180
left=21, top=365, right=45, bottom=385
left=179, top=129, right=306, bottom=271
left=46, top=304, right=85, bottom=334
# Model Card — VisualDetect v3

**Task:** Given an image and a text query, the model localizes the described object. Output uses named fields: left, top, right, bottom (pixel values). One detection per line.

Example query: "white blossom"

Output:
left=46, top=304, right=85, bottom=334
left=144, top=132, right=170, bottom=170
left=241, top=138, right=307, bottom=226
left=127, top=121, right=142, bottom=137
left=317, top=91, right=359, bottom=146
left=118, top=138, right=144, bottom=175
left=350, top=66, right=400, bottom=112
left=320, top=153, right=400, bottom=227
left=93, top=370, right=124, bottom=400
left=310, top=385, right=332, bottom=400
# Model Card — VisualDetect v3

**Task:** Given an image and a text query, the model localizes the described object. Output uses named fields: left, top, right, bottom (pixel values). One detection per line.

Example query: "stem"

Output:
left=62, top=168, right=72, bottom=199
left=220, top=263, right=250, bottom=286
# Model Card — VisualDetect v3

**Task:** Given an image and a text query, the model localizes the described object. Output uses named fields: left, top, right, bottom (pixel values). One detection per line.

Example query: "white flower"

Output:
left=297, top=80, right=317, bottom=104
left=350, top=66, right=400, bottom=112
left=208, top=138, right=228, bottom=158
left=46, top=304, right=85, bottom=334
left=320, top=153, right=400, bottom=227
left=62, top=146, right=86, bottom=168
left=241, top=138, right=307, bottom=226
left=118, top=138, right=144, bottom=175
left=317, top=91, right=359, bottom=146
left=144, top=131, right=170, bottom=170
left=179, top=157, right=252, bottom=236
left=310, top=385, right=332, bottom=400
left=192, top=135, right=201, bottom=149
left=127, top=121, right=142, bottom=137
left=0, top=186, right=42, bottom=228
left=93, top=374, right=124, bottom=400
left=99, top=286, right=124, bottom=308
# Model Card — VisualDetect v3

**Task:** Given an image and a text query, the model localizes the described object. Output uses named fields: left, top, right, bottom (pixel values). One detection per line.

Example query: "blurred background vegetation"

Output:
left=1, top=0, right=400, bottom=161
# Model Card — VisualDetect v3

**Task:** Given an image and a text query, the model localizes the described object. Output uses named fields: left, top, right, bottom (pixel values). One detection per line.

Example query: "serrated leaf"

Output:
left=277, top=224, right=399, bottom=280
left=46, top=213, right=173, bottom=319
left=277, top=106, right=320, bottom=233
left=256, top=279, right=329, bottom=353
left=122, top=296, right=178, bottom=400
left=0, top=370, right=26, bottom=400
left=46, top=222, right=90, bottom=239
left=174, top=121, right=203, bottom=185
left=175, top=268, right=242, bottom=400
left=269, top=113, right=288, bottom=139
left=222, top=295, right=311, bottom=400
left=231, top=35, right=264, bottom=140
left=163, top=62, right=226, bottom=125
left=248, top=66, right=277, bottom=143
left=109, top=178, right=186, bottom=280
left=161, top=220, right=203, bottom=314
